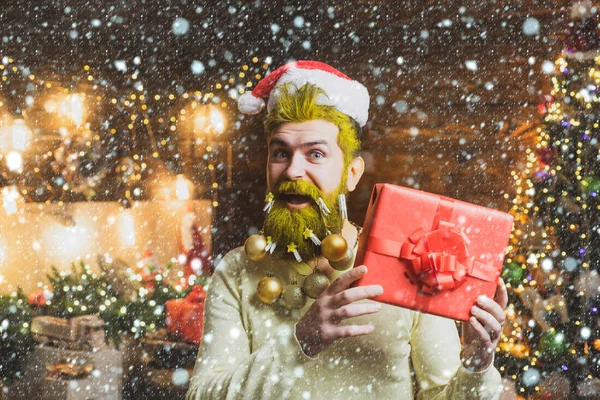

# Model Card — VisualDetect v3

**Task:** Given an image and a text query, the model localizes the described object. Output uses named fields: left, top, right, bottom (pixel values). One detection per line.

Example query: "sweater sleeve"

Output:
left=186, top=253, right=313, bottom=400
left=410, top=312, right=502, bottom=400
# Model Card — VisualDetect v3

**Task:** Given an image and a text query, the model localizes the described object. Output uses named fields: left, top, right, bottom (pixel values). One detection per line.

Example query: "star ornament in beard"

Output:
left=263, top=180, right=344, bottom=262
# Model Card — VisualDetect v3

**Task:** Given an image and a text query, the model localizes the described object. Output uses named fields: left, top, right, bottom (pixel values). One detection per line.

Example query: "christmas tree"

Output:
left=496, top=4, right=600, bottom=398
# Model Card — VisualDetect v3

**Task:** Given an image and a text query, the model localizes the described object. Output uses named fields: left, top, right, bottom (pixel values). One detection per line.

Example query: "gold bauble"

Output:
left=302, top=272, right=330, bottom=299
left=329, top=249, right=354, bottom=271
left=321, top=234, right=348, bottom=262
left=282, top=284, right=307, bottom=310
left=257, top=276, right=283, bottom=304
left=244, top=234, right=268, bottom=261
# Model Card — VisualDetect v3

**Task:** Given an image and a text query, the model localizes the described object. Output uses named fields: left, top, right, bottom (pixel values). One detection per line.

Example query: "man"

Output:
left=186, top=61, right=507, bottom=399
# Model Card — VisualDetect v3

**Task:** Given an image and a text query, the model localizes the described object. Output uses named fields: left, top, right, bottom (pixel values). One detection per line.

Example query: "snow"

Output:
left=172, top=18, right=190, bottom=36
left=522, top=18, right=541, bottom=36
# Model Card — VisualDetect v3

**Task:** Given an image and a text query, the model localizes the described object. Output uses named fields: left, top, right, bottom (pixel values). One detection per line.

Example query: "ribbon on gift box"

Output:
left=366, top=196, right=497, bottom=295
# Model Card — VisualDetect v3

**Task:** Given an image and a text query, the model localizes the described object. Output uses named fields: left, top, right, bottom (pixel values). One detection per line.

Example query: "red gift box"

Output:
left=354, top=184, right=513, bottom=321
left=166, top=285, right=206, bottom=344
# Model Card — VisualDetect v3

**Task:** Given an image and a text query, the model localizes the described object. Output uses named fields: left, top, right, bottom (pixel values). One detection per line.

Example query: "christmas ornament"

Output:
left=501, top=261, right=524, bottom=286
left=281, top=280, right=307, bottom=310
left=539, top=329, right=569, bottom=360
left=244, top=234, right=268, bottom=261
left=536, top=146, right=556, bottom=165
left=303, top=228, right=322, bottom=246
left=338, top=194, right=348, bottom=221
left=537, top=95, right=555, bottom=116
left=265, top=236, right=278, bottom=254
left=256, top=274, right=283, bottom=304
left=321, top=233, right=348, bottom=262
left=580, top=175, right=600, bottom=194
left=329, top=248, right=354, bottom=271
left=287, top=242, right=303, bottom=263
left=317, top=197, right=331, bottom=216
left=263, top=192, right=274, bottom=213
left=302, top=270, right=330, bottom=299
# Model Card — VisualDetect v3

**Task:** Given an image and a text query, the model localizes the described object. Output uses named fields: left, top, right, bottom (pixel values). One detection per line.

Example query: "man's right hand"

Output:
left=294, top=265, right=383, bottom=357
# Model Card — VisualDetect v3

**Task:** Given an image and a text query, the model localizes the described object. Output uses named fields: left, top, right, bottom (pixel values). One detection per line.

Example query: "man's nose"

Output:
left=284, top=152, right=306, bottom=180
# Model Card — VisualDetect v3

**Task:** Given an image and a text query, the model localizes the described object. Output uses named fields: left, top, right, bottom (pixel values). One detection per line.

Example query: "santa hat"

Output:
left=238, top=60, right=370, bottom=127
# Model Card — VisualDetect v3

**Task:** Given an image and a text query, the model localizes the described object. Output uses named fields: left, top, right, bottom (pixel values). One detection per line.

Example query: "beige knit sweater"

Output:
left=186, top=247, right=501, bottom=400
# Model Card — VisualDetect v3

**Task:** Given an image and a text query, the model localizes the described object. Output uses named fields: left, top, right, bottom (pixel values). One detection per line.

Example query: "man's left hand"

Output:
left=460, top=278, right=508, bottom=372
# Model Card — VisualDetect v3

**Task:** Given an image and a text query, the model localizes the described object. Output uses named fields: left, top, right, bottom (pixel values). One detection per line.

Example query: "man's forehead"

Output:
left=269, top=120, right=339, bottom=146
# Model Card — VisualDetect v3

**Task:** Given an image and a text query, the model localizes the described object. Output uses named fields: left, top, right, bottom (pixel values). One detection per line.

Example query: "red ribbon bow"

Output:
left=400, top=223, right=475, bottom=294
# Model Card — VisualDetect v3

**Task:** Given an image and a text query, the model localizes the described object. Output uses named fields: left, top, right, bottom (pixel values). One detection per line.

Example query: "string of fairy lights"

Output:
left=0, top=56, right=271, bottom=212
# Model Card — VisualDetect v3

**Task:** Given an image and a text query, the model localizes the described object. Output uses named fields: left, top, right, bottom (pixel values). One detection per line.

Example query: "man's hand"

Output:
left=295, top=265, right=383, bottom=357
left=461, top=278, right=508, bottom=372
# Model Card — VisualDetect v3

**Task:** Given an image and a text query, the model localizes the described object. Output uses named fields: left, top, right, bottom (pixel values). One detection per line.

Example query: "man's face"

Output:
left=267, top=119, right=346, bottom=201
left=264, top=119, right=347, bottom=261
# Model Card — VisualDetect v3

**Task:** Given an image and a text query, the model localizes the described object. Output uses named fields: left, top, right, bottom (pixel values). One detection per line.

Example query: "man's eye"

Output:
left=273, top=150, right=288, bottom=158
left=309, top=151, right=324, bottom=159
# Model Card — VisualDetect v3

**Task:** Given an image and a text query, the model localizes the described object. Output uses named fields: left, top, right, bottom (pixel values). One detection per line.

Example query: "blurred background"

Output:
left=1, top=1, right=599, bottom=399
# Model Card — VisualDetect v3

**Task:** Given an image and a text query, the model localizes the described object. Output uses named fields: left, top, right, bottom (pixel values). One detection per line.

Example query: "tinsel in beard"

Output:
left=263, top=180, right=343, bottom=262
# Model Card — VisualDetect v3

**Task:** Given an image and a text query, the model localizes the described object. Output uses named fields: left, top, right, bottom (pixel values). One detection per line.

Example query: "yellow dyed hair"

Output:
left=264, top=83, right=361, bottom=166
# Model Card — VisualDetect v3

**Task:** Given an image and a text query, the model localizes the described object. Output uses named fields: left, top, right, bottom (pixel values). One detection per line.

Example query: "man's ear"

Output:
left=346, top=156, right=365, bottom=192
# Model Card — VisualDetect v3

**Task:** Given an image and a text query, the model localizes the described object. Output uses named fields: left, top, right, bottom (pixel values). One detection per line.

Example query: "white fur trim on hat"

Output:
left=266, top=68, right=369, bottom=127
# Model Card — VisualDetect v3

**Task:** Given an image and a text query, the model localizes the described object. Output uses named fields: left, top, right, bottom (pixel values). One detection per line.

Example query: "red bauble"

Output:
left=538, top=95, right=554, bottom=116
left=537, top=147, right=556, bottom=166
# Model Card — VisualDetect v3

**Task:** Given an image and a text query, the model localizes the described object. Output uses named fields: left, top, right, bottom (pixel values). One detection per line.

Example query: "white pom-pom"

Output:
left=238, top=92, right=265, bottom=115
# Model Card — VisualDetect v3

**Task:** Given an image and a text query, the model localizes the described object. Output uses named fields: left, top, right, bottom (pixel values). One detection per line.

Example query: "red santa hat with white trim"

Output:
left=237, top=60, right=370, bottom=127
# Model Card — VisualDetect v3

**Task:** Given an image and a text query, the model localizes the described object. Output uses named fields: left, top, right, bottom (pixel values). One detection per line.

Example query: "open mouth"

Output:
left=280, top=193, right=313, bottom=207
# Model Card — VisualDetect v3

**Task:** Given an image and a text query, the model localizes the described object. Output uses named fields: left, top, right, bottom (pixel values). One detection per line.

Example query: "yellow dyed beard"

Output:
left=264, top=180, right=345, bottom=262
